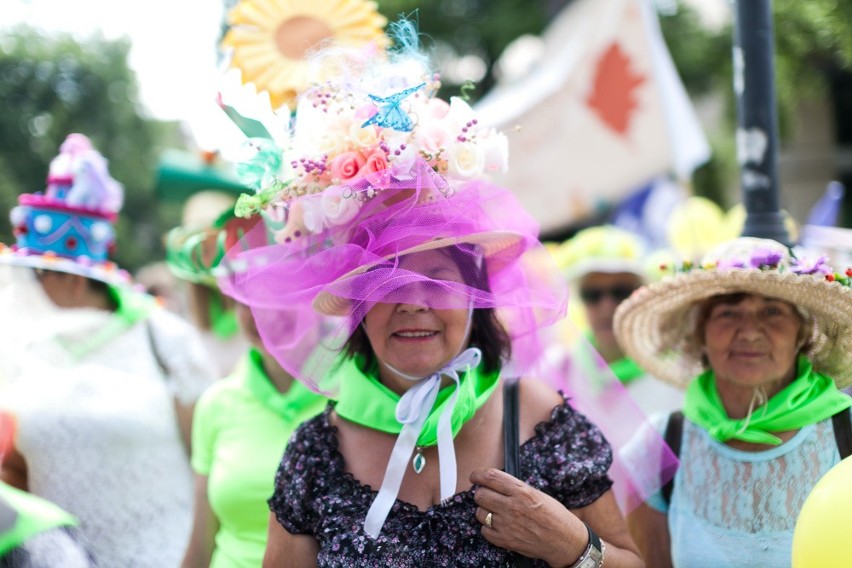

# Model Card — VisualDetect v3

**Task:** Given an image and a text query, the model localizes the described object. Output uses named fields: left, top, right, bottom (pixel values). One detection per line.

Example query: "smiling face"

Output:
left=701, top=293, right=803, bottom=393
left=361, top=248, right=473, bottom=392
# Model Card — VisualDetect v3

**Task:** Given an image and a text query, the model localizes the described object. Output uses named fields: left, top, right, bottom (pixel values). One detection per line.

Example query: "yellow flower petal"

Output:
left=222, top=0, right=389, bottom=110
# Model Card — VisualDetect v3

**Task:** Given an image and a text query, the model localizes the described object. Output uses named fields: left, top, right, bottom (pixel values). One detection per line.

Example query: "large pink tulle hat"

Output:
left=216, top=23, right=567, bottom=394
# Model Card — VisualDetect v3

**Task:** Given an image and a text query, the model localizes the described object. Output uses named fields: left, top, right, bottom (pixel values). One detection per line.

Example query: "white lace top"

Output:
left=4, top=529, right=94, bottom=568
left=0, top=270, right=217, bottom=567
left=640, top=413, right=848, bottom=568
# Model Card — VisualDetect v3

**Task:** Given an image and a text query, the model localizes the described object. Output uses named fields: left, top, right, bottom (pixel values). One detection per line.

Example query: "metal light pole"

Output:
left=732, top=0, right=791, bottom=245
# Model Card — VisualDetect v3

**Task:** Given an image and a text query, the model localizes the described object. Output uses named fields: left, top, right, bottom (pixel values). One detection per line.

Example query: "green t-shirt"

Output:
left=191, top=349, right=327, bottom=568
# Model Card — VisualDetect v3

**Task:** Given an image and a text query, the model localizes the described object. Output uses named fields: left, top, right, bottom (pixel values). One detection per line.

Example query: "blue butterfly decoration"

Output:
left=361, top=83, right=426, bottom=132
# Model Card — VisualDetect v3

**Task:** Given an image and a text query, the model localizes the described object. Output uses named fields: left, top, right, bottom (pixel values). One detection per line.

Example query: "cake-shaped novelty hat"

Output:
left=0, top=133, right=132, bottom=285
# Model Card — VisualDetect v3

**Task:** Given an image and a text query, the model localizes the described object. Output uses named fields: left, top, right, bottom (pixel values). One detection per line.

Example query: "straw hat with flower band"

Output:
left=614, top=237, right=852, bottom=390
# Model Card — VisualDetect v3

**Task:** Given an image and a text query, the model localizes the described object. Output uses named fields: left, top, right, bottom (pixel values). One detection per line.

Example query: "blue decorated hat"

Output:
left=0, top=133, right=132, bottom=286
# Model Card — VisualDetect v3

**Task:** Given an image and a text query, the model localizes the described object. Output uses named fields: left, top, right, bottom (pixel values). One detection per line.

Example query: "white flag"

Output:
left=476, top=0, right=710, bottom=233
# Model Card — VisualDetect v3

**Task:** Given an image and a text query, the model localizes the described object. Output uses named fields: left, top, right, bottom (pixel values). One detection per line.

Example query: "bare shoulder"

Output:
left=516, top=378, right=564, bottom=442
left=518, top=377, right=563, bottom=414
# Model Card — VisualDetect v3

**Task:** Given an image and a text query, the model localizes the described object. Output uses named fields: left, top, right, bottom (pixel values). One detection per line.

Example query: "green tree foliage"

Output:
left=659, top=1, right=852, bottom=208
left=0, top=25, right=179, bottom=271
left=377, top=0, right=549, bottom=97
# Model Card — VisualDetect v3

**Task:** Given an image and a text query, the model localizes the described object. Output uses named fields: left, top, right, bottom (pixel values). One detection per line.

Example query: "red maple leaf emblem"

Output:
left=585, top=42, right=646, bottom=135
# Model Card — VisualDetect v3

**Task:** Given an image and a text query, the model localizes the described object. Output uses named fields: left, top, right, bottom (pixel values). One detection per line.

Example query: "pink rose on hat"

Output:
left=329, top=151, right=367, bottom=183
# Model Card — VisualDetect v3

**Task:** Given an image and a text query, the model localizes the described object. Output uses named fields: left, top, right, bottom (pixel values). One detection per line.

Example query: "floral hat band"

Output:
left=613, top=237, right=852, bottom=388
left=229, top=28, right=510, bottom=245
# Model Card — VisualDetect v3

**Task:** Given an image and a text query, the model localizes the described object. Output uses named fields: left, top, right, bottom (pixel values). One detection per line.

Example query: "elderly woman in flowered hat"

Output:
left=615, top=237, right=852, bottom=568
left=219, top=23, right=646, bottom=568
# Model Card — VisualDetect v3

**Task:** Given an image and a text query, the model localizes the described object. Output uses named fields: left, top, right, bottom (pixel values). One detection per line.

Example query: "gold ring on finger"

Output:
left=485, top=511, right=493, bottom=529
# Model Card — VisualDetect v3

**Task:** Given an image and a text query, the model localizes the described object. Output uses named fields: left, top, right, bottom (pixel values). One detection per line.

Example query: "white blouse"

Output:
left=0, top=269, right=217, bottom=567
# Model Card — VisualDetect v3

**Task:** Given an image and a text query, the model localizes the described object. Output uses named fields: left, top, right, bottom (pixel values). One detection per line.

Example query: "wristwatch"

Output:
left=568, top=523, right=604, bottom=568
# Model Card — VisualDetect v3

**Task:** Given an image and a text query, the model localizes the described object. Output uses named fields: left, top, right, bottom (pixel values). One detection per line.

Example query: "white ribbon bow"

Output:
left=363, top=347, right=483, bottom=538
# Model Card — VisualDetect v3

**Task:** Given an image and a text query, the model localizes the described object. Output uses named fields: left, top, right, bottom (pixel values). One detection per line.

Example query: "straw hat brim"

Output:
left=614, top=268, right=852, bottom=389
left=0, top=250, right=132, bottom=287
left=563, top=258, right=646, bottom=282
left=312, top=230, right=525, bottom=317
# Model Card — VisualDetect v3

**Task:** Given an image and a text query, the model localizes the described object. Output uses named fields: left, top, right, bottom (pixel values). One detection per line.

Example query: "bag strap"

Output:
left=145, top=318, right=170, bottom=378
left=503, top=379, right=521, bottom=478
left=661, top=411, right=684, bottom=506
left=502, top=379, right=533, bottom=568
left=832, top=408, right=852, bottom=460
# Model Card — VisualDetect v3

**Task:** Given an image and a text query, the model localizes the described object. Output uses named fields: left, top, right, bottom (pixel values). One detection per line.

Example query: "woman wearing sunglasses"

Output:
left=554, top=225, right=683, bottom=417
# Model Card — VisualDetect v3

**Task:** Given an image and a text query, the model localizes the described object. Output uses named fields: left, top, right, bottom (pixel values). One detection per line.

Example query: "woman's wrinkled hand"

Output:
left=470, top=467, right=588, bottom=567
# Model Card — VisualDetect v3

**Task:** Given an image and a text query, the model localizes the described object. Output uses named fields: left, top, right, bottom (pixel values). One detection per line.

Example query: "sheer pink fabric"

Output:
left=219, top=164, right=561, bottom=394
left=541, top=335, right=679, bottom=512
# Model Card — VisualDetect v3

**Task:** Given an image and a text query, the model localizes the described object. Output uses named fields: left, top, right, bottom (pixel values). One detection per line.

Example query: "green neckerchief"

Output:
left=111, top=285, right=155, bottom=326
left=0, top=482, right=78, bottom=557
left=683, top=356, right=852, bottom=445
left=209, top=291, right=239, bottom=339
left=243, top=348, right=326, bottom=423
left=575, top=333, right=644, bottom=387
left=333, top=355, right=500, bottom=447
left=608, top=357, right=644, bottom=385
left=58, top=285, right=155, bottom=360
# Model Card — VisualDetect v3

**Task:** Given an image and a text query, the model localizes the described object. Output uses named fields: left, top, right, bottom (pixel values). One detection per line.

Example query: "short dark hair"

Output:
left=33, top=268, right=117, bottom=310
left=342, top=244, right=512, bottom=374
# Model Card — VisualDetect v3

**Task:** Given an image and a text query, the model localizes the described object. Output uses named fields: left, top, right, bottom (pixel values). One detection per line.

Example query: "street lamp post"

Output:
left=733, top=0, right=791, bottom=245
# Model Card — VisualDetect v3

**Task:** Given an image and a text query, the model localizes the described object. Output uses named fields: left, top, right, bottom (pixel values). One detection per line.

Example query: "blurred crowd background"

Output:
left=1, top=0, right=852, bottom=284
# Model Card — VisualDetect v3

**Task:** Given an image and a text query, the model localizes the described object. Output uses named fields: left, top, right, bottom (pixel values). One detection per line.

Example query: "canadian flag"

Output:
left=476, top=0, right=710, bottom=233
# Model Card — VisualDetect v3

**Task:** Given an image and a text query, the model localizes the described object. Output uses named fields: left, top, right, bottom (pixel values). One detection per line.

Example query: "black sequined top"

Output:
left=269, top=395, right=613, bottom=567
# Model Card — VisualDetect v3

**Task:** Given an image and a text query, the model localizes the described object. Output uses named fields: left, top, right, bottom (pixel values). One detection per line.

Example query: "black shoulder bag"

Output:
left=503, top=379, right=534, bottom=568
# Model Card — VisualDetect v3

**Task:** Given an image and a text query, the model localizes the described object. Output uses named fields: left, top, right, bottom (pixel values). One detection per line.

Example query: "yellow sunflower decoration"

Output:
left=222, top=0, right=390, bottom=111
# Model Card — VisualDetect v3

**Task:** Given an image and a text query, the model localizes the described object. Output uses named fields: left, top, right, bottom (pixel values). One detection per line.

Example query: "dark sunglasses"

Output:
left=579, top=285, right=637, bottom=305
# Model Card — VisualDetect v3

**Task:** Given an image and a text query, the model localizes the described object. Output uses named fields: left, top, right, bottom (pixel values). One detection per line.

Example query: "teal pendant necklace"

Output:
left=333, top=354, right=501, bottom=477
left=412, top=446, right=426, bottom=474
